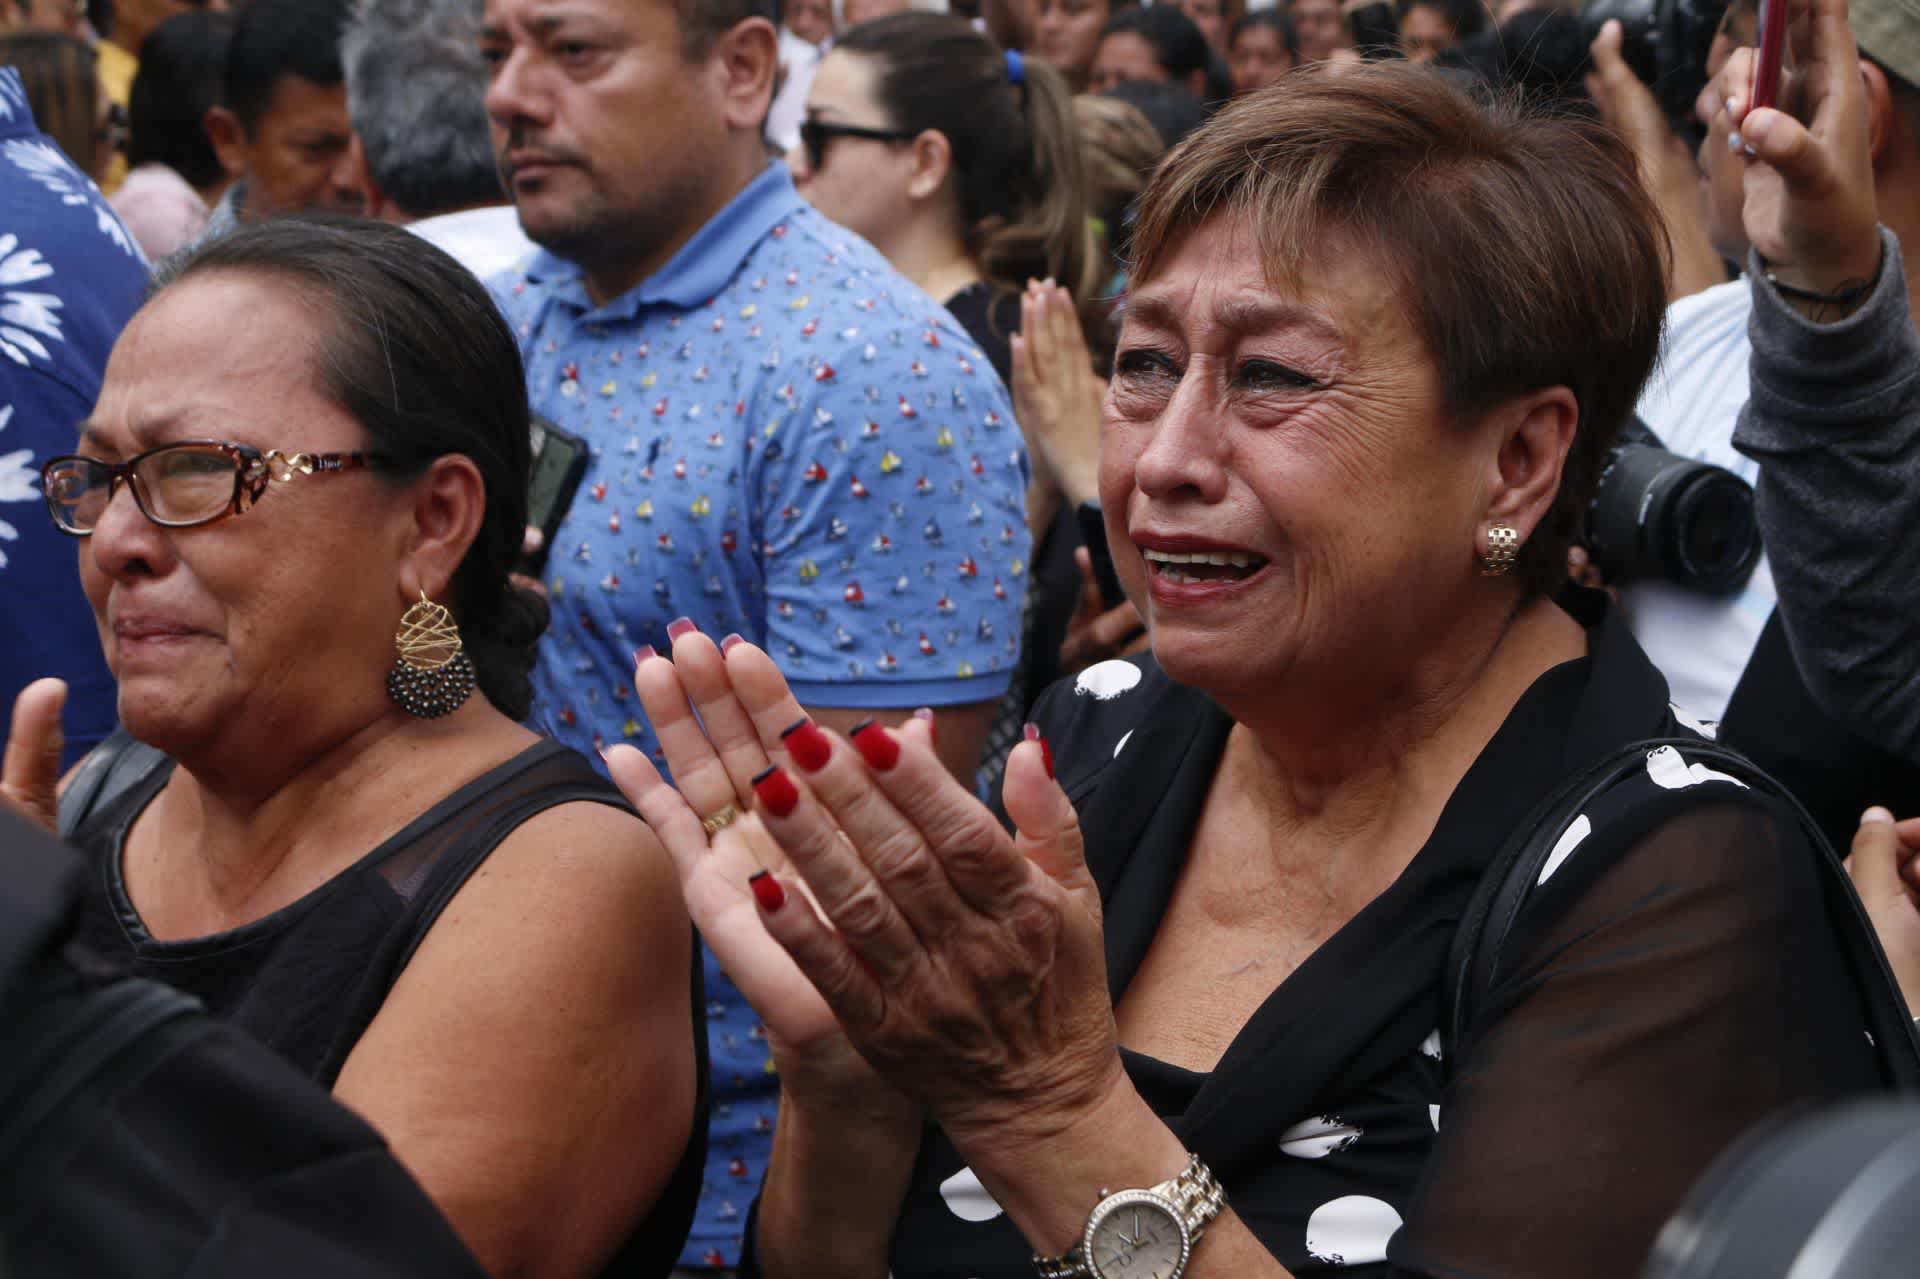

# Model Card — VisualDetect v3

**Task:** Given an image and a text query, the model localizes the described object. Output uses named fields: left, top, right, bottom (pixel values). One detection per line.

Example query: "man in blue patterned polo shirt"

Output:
left=480, top=0, right=1030, bottom=1268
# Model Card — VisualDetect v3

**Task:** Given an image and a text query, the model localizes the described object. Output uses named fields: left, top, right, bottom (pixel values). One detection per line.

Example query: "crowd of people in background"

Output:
left=0, top=0, right=1917, bottom=1275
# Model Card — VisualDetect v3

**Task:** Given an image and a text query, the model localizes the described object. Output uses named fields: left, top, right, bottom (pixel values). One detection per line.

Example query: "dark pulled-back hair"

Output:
left=1129, top=63, right=1668, bottom=597
left=1229, top=8, right=1299, bottom=61
left=222, top=0, right=351, bottom=135
left=1101, top=5, right=1214, bottom=88
left=835, top=12, right=1098, bottom=303
left=128, top=11, right=234, bottom=190
left=154, top=217, right=549, bottom=719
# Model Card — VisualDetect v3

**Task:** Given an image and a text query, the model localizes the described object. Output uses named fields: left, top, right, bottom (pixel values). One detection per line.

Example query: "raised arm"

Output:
left=1712, top=0, right=1920, bottom=762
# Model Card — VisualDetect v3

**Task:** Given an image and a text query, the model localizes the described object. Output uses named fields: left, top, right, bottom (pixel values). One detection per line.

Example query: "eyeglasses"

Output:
left=41, top=440, right=396, bottom=536
left=798, top=119, right=916, bottom=172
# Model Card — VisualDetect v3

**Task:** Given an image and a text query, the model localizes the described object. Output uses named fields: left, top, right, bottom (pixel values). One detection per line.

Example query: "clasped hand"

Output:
left=605, top=630, right=1124, bottom=1148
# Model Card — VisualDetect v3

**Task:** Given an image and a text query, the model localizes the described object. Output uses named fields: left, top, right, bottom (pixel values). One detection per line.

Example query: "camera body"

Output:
left=1583, top=418, right=1762, bottom=594
left=1579, top=0, right=1730, bottom=139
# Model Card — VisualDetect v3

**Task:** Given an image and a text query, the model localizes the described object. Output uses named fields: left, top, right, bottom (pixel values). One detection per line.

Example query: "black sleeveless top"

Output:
left=71, top=739, right=708, bottom=1279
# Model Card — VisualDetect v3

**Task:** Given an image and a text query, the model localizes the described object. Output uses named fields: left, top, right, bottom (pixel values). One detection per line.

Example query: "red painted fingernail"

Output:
left=749, top=870, right=786, bottom=912
left=667, top=616, right=697, bottom=642
left=851, top=719, right=901, bottom=771
left=914, top=706, right=936, bottom=746
left=1024, top=723, right=1054, bottom=779
left=753, top=764, right=800, bottom=817
left=633, top=645, right=657, bottom=665
left=781, top=718, right=833, bottom=773
left=721, top=632, right=745, bottom=655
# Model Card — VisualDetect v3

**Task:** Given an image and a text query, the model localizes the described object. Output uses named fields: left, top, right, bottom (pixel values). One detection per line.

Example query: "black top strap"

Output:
left=1446, top=737, right=1920, bottom=1086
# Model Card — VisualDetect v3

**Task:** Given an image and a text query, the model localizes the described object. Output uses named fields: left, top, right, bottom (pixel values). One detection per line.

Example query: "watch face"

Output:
left=1087, top=1193, right=1188, bottom=1279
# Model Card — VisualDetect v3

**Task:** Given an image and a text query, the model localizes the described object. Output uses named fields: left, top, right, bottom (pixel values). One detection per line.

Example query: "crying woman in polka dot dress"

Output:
left=612, top=66, right=1887, bottom=1279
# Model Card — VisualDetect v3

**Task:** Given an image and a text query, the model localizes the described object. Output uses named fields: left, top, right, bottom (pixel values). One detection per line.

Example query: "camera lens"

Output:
left=1584, top=432, right=1761, bottom=594
left=1650, top=463, right=1760, bottom=592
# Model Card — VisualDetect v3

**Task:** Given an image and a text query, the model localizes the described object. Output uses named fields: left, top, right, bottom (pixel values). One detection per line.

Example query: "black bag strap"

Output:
left=0, top=978, right=201, bottom=1170
left=1445, top=737, right=1920, bottom=1086
left=57, top=729, right=168, bottom=842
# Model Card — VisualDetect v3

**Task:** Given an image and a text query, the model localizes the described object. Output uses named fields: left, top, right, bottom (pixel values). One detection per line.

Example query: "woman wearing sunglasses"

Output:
left=787, top=11, right=1098, bottom=390
left=787, top=11, right=1124, bottom=775
left=13, top=217, right=704, bottom=1279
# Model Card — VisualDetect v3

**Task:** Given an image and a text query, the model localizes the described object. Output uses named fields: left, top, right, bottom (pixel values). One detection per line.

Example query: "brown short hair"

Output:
left=1128, top=64, right=1669, bottom=597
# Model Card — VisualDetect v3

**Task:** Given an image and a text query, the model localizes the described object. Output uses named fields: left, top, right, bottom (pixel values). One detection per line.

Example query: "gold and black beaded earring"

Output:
left=387, top=591, right=476, bottom=718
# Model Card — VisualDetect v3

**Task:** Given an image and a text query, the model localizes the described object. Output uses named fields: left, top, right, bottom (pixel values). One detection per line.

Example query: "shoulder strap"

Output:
left=57, top=730, right=169, bottom=843
left=1445, top=737, right=1920, bottom=1087
left=390, top=770, right=631, bottom=978
left=1445, top=740, right=1651, bottom=1054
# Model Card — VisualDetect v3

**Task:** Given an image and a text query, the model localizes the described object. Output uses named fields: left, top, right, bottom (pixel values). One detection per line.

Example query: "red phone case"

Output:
left=1751, top=0, right=1788, bottom=112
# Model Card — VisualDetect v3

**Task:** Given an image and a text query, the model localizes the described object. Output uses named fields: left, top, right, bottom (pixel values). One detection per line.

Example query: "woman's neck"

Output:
left=141, top=703, right=528, bottom=932
left=881, top=214, right=982, bottom=305
left=1215, top=593, right=1586, bottom=857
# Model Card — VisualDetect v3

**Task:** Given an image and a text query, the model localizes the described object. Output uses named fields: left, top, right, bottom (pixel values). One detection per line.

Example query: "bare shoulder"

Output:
left=419, top=798, right=688, bottom=975
left=336, top=803, right=697, bottom=1277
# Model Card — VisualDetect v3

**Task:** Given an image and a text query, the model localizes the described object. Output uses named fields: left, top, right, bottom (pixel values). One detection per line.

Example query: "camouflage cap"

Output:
left=1853, top=0, right=1920, bottom=89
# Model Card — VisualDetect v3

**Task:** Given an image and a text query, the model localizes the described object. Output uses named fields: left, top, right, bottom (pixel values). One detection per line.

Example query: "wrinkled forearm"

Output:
left=1733, top=228, right=1920, bottom=764
left=755, top=1090, right=920, bottom=1279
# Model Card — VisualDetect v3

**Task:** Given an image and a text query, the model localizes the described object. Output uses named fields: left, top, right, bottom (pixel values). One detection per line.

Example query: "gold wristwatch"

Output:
left=1032, top=1153, right=1225, bottom=1279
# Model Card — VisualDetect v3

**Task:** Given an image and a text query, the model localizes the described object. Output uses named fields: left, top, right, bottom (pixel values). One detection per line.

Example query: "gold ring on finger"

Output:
left=701, top=803, right=743, bottom=836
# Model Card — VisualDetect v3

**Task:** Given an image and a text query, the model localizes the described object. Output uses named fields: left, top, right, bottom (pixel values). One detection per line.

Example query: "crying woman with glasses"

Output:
left=7, top=217, right=706, bottom=1279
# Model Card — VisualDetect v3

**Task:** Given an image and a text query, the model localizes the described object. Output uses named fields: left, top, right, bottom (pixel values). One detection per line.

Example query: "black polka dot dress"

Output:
left=877, top=594, right=1884, bottom=1278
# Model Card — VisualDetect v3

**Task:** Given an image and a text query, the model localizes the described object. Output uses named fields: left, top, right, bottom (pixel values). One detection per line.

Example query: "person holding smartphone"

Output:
left=1578, top=0, right=1920, bottom=849
left=1695, top=0, right=1920, bottom=850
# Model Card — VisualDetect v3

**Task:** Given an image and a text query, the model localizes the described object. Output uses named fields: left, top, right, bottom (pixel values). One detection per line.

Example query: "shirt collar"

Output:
left=523, top=161, right=807, bottom=319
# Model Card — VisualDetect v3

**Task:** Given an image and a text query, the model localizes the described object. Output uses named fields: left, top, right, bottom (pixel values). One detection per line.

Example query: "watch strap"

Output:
left=1032, top=1153, right=1225, bottom=1279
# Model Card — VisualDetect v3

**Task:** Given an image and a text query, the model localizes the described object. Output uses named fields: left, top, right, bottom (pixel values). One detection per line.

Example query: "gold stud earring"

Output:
left=1480, top=522, right=1519, bottom=576
left=387, top=591, right=476, bottom=718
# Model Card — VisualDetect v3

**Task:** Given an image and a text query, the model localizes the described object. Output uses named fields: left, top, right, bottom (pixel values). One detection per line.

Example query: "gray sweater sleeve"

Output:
left=1732, top=227, right=1920, bottom=764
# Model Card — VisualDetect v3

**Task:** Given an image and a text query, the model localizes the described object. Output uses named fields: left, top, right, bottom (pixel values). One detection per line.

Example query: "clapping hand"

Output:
left=739, top=690, right=1123, bottom=1157
left=2, top=678, right=66, bottom=834
left=604, top=633, right=914, bottom=1121
left=621, top=630, right=1127, bottom=1158
left=1011, top=278, right=1104, bottom=511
